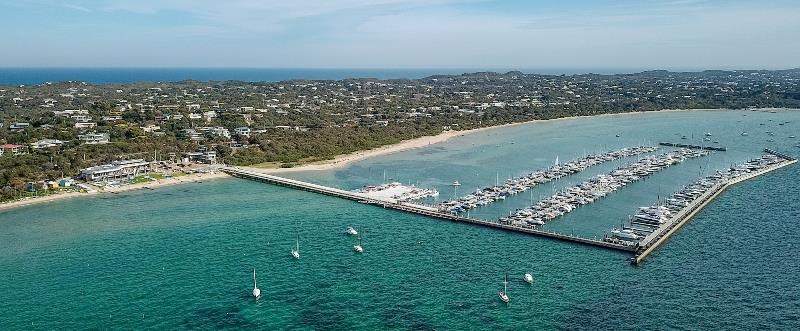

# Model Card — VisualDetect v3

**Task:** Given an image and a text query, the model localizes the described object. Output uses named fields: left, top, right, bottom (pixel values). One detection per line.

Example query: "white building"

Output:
left=74, top=122, right=97, bottom=129
left=30, top=139, right=66, bottom=149
left=186, top=151, right=217, bottom=164
left=79, top=159, right=151, bottom=182
left=234, top=127, right=251, bottom=137
left=78, top=132, right=110, bottom=144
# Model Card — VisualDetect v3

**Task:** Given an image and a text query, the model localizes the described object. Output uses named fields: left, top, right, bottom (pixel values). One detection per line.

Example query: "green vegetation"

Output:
left=1, top=69, right=799, bottom=203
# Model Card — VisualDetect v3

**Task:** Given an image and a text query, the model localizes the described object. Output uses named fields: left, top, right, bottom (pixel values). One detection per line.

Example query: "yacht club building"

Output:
left=79, top=159, right=151, bottom=182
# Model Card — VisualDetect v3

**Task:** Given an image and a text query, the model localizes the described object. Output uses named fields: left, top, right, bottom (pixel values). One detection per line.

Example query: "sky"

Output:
left=1, top=0, right=799, bottom=69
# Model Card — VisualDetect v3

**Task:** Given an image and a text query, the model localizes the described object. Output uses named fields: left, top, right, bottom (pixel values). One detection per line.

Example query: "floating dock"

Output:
left=221, top=167, right=636, bottom=252
left=659, top=142, right=727, bottom=151
left=631, top=150, right=797, bottom=264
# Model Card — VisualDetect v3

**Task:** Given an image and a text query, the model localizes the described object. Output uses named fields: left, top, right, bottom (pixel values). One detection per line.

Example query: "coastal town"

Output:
left=1, top=69, right=799, bottom=204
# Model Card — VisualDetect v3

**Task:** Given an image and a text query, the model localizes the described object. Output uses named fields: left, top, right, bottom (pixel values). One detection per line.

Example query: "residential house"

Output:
left=181, top=129, right=206, bottom=141
left=74, top=122, right=98, bottom=129
left=9, top=122, right=30, bottom=131
left=30, top=139, right=66, bottom=149
left=0, top=144, right=26, bottom=156
left=185, top=151, right=217, bottom=164
left=78, top=132, right=110, bottom=144
left=234, top=127, right=251, bottom=137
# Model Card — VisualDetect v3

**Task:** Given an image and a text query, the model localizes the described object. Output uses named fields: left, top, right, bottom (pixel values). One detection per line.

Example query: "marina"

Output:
left=437, top=146, right=658, bottom=213
left=220, top=143, right=794, bottom=259
left=627, top=150, right=797, bottom=263
left=221, top=167, right=637, bottom=251
left=500, top=148, right=709, bottom=229
left=3, top=109, right=800, bottom=330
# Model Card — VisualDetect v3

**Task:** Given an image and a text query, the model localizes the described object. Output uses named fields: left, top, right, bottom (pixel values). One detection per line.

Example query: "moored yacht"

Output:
left=353, top=234, right=364, bottom=253
left=499, top=273, right=510, bottom=303
left=611, top=228, right=641, bottom=241
left=524, top=273, right=534, bottom=284
left=291, top=236, right=300, bottom=259
left=344, top=227, right=358, bottom=236
left=252, top=268, right=261, bottom=299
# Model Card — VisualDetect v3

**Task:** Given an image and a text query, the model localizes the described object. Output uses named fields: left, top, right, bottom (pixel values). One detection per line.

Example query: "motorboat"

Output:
left=524, top=273, right=534, bottom=284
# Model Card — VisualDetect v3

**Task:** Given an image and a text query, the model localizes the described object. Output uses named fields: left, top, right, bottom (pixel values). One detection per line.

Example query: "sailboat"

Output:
left=291, top=236, right=300, bottom=259
left=498, top=273, right=510, bottom=303
left=524, top=273, right=534, bottom=284
left=353, top=233, right=364, bottom=253
left=252, top=268, right=261, bottom=299
left=344, top=227, right=358, bottom=236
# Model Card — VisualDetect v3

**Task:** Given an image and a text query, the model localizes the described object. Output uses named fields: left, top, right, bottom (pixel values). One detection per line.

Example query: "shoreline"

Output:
left=243, top=108, right=697, bottom=174
left=0, top=172, right=229, bottom=213
left=0, top=107, right=789, bottom=212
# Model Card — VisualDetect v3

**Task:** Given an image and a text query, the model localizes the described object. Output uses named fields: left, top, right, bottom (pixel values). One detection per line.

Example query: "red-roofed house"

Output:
left=0, top=144, right=26, bottom=156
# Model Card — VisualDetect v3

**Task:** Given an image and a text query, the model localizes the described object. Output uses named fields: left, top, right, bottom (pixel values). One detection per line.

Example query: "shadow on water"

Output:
left=182, top=306, right=256, bottom=329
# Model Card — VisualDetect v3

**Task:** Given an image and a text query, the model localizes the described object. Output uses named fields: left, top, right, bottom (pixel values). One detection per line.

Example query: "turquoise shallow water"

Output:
left=1, top=110, right=799, bottom=330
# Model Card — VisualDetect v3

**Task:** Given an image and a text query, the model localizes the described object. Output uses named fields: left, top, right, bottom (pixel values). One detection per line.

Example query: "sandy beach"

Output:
left=244, top=108, right=697, bottom=174
left=1, top=107, right=745, bottom=212
left=0, top=172, right=229, bottom=213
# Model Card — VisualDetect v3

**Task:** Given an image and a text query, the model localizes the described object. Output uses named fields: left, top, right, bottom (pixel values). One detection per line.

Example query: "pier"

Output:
left=659, top=142, right=727, bottom=151
left=631, top=150, right=797, bottom=264
left=221, top=147, right=795, bottom=262
left=221, top=167, right=636, bottom=252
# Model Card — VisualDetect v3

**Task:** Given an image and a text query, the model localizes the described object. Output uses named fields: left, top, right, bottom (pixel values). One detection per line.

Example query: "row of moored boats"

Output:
left=499, top=148, right=709, bottom=227
left=438, top=146, right=659, bottom=213
left=606, top=153, right=787, bottom=245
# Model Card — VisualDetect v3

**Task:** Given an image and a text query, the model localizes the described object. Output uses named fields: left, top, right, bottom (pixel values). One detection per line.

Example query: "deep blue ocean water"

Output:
left=1, top=110, right=799, bottom=330
left=0, top=67, right=648, bottom=85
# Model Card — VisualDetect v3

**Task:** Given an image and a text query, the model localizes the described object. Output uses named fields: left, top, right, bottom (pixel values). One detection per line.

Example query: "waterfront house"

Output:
left=185, top=150, right=217, bottom=164
left=59, top=178, right=75, bottom=187
left=79, top=159, right=151, bottom=182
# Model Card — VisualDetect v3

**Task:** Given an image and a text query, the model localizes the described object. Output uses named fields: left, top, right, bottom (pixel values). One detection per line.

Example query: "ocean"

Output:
left=1, top=110, right=798, bottom=329
left=0, top=67, right=649, bottom=85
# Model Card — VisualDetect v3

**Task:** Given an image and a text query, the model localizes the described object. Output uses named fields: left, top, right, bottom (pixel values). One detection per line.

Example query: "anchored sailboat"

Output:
left=252, top=268, right=261, bottom=299
left=353, top=233, right=364, bottom=253
left=291, top=236, right=300, bottom=259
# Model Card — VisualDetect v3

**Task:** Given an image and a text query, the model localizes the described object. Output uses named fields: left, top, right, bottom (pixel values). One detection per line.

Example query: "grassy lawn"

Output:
left=130, top=172, right=167, bottom=184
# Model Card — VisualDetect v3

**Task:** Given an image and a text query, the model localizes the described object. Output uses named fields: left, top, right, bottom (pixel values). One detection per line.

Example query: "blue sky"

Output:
left=1, top=0, right=799, bottom=69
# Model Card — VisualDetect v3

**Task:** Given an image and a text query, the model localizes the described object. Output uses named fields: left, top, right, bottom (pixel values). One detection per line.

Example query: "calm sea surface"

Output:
left=1, top=110, right=799, bottom=330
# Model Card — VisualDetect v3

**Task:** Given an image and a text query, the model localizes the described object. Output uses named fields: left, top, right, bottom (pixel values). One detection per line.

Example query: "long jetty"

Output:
left=221, top=167, right=636, bottom=252
left=631, top=150, right=797, bottom=264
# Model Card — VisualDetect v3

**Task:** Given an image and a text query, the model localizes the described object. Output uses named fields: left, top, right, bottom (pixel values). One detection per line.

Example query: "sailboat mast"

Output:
left=253, top=268, right=257, bottom=289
